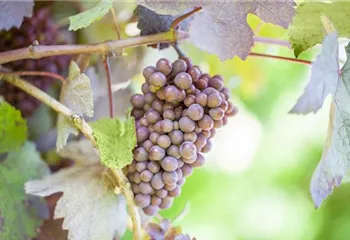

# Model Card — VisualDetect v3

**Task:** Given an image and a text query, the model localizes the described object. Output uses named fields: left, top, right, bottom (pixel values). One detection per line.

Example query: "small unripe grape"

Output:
left=128, top=173, right=134, bottom=182
left=181, top=164, right=193, bottom=177
left=136, top=127, right=149, bottom=144
left=207, top=92, right=222, bottom=108
left=152, top=99, right=164, bottom=113
left=179, top=116, right=195, bottom=132
left=143, top=205, right=159, bottom=216
left=173, top=121, right=179, bottom=130
left=134, top=172, right=141, bottom=184
left=163, top=109, right=176, bottom=120
left=144, top=104, right=151, bottom=111
left=135, top=194, right=151, bottom=208
left=164, top=184, right=177, bottom=191
left=157, top=135, right=171, bottom=149
left=198, top=115, right=214, bottom=130
left=187, top=103, right=204, bottom=121
left=214, top=119, right=223, bottom=128
left=180, top=141, right=197, bottom=159
left=151, top=196, right=162, bottom=206
left=159, top=197, right=174, bottom=209
left=143, top=140, right=153, bottom=152
left=145, top=93, right=156, bottom=104
left=151, top=172, right=165, bottom=190
left=164, top=85, right=179, bottom=103
left=171, top=59, right=187, bottom=76
left=149, top=85, right=160, bottom=93
left=140, top=170, right=153, bottom=182
left=132, top=109, right=145, bottom=120
left=201, top=139, right=212, bottom=153
left=149, top=145, right=165, bottom=161
left=142, top=83, right=150, bottom=94
left=148, top=161, right=160, bottom=173
left=196, top=93, right=208, bottom=107
left=139, top=117, right=148, bottom=127
left=149, top=132, right=160, bottom=144
left=191, top=153, right=205, bottom=168
left=161, top=156, right=178, bottom=171
left=184, top=95, right=196, bottom=107
left=168, top=185, right=181, bottom=197
left=140, top=182, right=153, bottom=194
left=187, top=66, right=202, bottom=82
left=136, top=161, right=148, bottom=172
left=167, top=145, right=181, bottom=159
left=156, top=58, right=172, bottom=76
left=208, top=77, right=224, bottom=91
left=195, top=126, right=202, bottom=134
left=128, top=161, right=137, bottom=173
left=184, top=132, right=197, bottom=142
left=145, top=110, right=161, bottom=124
left=195, top=78, right=208, bottom=90
left=132, top=184, right=141, bottom=194
left=174, top=72, right=192, bottom=89
left=133, top=147, right=149, bottom=161
left=169, top=130, right=184, bottom=145
left=163, top=171, right=178, bottom=185
left=177, top=178, right=186, bottom=186
left=194, top=134, right=207, bottom=149
left=156, top=88, right=166, bottom=100
left=160, top=119, right=174, bottom=133
left=156, top=189, right=168, bottom=198
left=174, top=106, right=183, bottom=120
left=209, top=108, right=225, bottom=120
left=201, top=130, right=211, bottom=138
left=130, top=94, right=145, bottom=109
left=186, top=85, right=196, bottom=95
left=143, top=66, right=157, bottom=81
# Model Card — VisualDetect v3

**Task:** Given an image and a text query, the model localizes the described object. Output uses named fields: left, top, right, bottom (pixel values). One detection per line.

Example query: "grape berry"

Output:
left=129, top=57, right=237, bottom=216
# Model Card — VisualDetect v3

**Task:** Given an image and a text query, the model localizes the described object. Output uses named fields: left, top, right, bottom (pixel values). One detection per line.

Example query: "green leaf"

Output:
left=56, top=60, right=94, bottom=151
left=90, top=117, right=136, bottom=169
left=0, top=142, right=50, bottom=240
left=0, top=101, right=27, bottom=153
left=289, top=2, right=350, bottom=57
left=69, top=0, right=113, bottom=31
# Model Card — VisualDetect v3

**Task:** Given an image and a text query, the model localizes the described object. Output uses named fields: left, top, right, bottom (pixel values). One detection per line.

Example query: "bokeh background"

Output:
left=48, top=2, right=350, bottom=240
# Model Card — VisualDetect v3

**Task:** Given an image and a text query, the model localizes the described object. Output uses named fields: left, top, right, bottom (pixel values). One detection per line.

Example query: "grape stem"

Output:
left=103, top=56, right=115, bottom=118
left=170, top=7, right=202, bottom=29
left=0, top=70, right=66, bottom=83
left=0, top=30, right=188, bottom=65
left=0, top=74, right=142, bottom=240
left=248, top=52, right=312, bottom=65
left=110, top=7, right=122, bottom=40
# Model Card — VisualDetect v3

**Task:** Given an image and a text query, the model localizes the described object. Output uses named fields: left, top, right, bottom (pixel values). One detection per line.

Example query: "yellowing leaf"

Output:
left=25, top=164, right=128, bottom=240
left=0, top=101, right=27, bottom=153
left=290, top=32, right=339, bottom=114
left=69, top=0, right=113, bottom=31
left=0, top=142, right=49, bottom=240
left=56, top=61, right=94, bottom=151
left=90, top=117, right=136, bottom=169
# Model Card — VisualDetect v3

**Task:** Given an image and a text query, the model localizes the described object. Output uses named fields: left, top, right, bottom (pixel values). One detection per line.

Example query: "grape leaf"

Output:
left=58, top=139, right=100, bottom=165
left=56, top=61, right=94, bottom=151
left=289, top=2, right=350, bottom=57
left=0, top=101, right=28, bottom=153
left=69, top=0, right=113, bottom=31
left=0, top=142, right=49, bottom=240
left=290, top=32, right=339, bottom=114
left=25, top=164, right=128, bottom=240
left=90, top=117, right=136, bottom=169
left=134, top=5, right=193, bottom=50
left=138, top=0, right=295, bottom=60
left=293, top=33, right=350, bottom=207
left=0, top=0, right=33, bottom=31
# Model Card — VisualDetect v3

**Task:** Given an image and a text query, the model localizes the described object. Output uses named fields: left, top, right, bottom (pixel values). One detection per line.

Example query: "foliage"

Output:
left=0, top=142, right=49, bottom=240
left=0, top=101, right=27, bottom=153
left=0, top=0, right=33, bottom=30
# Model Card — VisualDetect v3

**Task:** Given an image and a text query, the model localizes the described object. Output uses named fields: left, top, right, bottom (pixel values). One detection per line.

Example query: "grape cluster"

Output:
left=0, top=7, right=70, bottom=117
left=146, top=219, right=195, bottom=240
left=128, top=57, right=237, bottom=216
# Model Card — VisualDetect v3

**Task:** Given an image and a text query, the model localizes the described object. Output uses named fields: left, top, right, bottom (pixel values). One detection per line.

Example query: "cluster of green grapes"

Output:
left=128, top=57, right=237, bottom=216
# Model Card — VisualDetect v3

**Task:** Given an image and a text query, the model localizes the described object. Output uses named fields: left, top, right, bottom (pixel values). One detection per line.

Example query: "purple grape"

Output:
left=133, top=147, right=149, bottom=161
left=160, top=119, right=174, bottom=133
left=143, top=205, right=159, bottom=216
left=184, top=132, right=197, bottom=142
left=151, top=172, right=165, bottom=190
left=161, top=156, right=178, bottom=171
left=214, top=119, right=223, bottom=128
left=150, top=72, right=167, bottom=88
left=179, top=116, right=195, bottom=133
left=132, top=184, right=141, bottom=194
left=136, top=127, right=149, bottom=144
left=164, top=85, right=179, bottom=103
left=221, top=87, right=231, bottom=100
left=187, top=103, right=204, bottom=121
left=151, top=99, right=164, bottom=113
left=186, top=84, right=196, bottom=95
left=135, top=194, right=151, bottom=208
left=226, top=102, right=237, bottom=116
left=198, top=115, right=214, bottom=130
left=139, top=117, right=149, bottom=127
left=140, top=182, right=153, bottom=194
left=164, top=184, right=177, bottom=191
left=145, top=110, right=161, bottom=124
left=136, top=161, right=148, bottom=172
left=180, top=141, right=197, bottom=159
left=143, top=66, right=157, bottom=81
left=208, top=77, right=224, bottom=91
left=154, top=121, right=164, bottom=134
left=181, top=164, right=193, bottom=177
left=140, top=170, right=153, bottom=182
left=163, top=102, right=175, bottom=111
left=132, top=109, right=145, bottom=120
left=219, top=100, right=228, bottom=112
left=127, top=173, right=134, bottom=182
left=209, top=108, right=225, bottom=120
left=151, top=196, right=162, bottom=206
left=207, top=92, right=222, bottom=108
left=181, top=109, right=188, bottom=117
left=133, top=172, right=141, bottom=184
left=195, top=78, right=208, bottom=90
left=223, top=116, right=228, bottom=126
left=149, top=132, right=160, bottom=144
left=169, top=130, right=184, bottom=145
left=195, top=126, right=202, bottom=134
left=184, top=95, right=196, bottom=107
left=201, top=130, right=211, bottom=138
left=156, top=58, right=172, bottom=76
left=181, top=154, right=197, bottom=164
left=167, top=145, right=181, bottom=159
left=157, top=135, right=171, bottom=149
left=176, top=89, right=186, bottom=102
left=191, top=153, right=205, bottom=167
left=163, top=171, right=178, bottom=185
left=131, top=94, right=145, bottom=109
left=201, top=139, right=212, bottom=153
left=196, top=93, right=208, bottom=107
left=177, top=159, right=184, bottom=168
left=203, top=87, right=218, bottom=96
left=143, top=140, right=154, bottom=152
left=168, top=186, right=181, bottom=197
left=128, top=161, right=137, bottom=173
left=174, top=106, right=183, bottom=120
left=173, top=121, right=179, bottom=130
left=187, top=66, right=202, bottom=82
left=174, top=72, right=192, bottom=90
left=149, top=145, right=165, bottom=161
left=156, top=189, right=168, bottom=198
left=159, top=197, right=174, bottom=209
left=176, top=168, right=183, bottom=179
left=177, top=177, right=186, bottom=186
left=171, top=59, right=187, bottom=76
left=145, top=92, right=157, bottom=104
left=148, top=161, right=161, bottom=173
left=210, top=128, right=216, bottom=138
left=194, top=134, right=207, bottom=149
left=156, top=88, right=166, bottom=100
left=163, top=109, right=176, bottom=120
left=142, top=83, right=150, bottom=94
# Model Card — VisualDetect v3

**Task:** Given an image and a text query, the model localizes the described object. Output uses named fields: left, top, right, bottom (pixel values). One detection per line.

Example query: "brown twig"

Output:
left=103, top=56, right=114, bottom=118
left=248, top=52, right=312, bottom=65
left=0, top=31, right=188, bottom=65
left=170, top=7, right=202, bottom=29
left=110, top=7, right=121, bottom=40
left=0, top=71, right=66, bottom=83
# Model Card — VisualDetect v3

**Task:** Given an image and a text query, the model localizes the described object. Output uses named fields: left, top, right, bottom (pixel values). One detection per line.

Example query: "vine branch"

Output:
left=0, top=71, right=66, bottom=83
left=0, top=31, right=188, bottom=65
left=103, top=56, right=114, bottom=118
left=248, top=52, right=312, bottom=65
left=170, top=7, right=202, bottom=29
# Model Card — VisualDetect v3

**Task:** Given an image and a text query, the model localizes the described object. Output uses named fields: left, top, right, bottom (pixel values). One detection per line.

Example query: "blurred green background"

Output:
left=54, top=2, right=350, bottom=239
